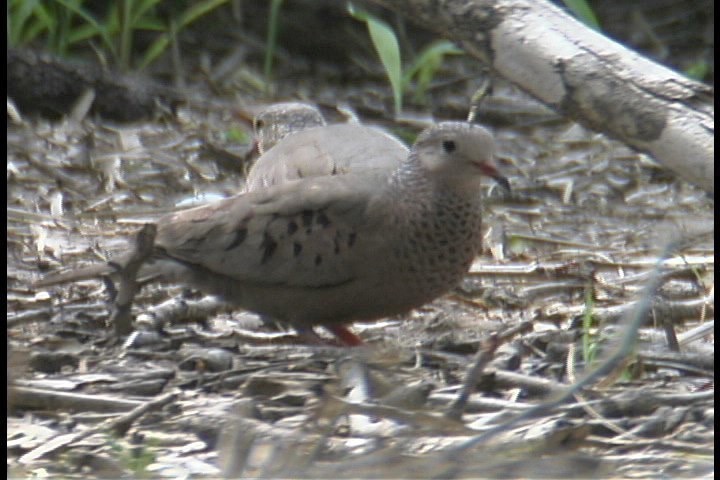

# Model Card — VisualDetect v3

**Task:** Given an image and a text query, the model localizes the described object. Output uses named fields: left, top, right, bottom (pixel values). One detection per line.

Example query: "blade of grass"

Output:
left=348, top=3, right=403, bottom=116
left=120, top=0, right=132, bottom=68
left=138, top=0, right=229, bottom=70
left=129, top=0, right=165, bottom=25
left=54, top=0, right=116, bottom=59
left=8, top=0, right=39, bottom=45
left=9, top=0, right=53, bottom=46
left=403, top=40, right=463, bottom=103
left=582, top=282, right=598, bottom=364
left=120, top=0, right=164, bottom=69
left=684, top=60, right=709, bottom=81
left=263, top=0, right=283, bottom=94
left=176, top=0, right=230, bottom=29
left=562, top=0, right=601, bottom=31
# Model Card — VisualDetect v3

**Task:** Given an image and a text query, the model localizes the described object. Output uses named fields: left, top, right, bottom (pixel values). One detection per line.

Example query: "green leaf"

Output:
left=177, top=0, right=231, bottom=28
left=562, top=0, right=601, bottom=31
left=403, top=40, right=463, bottom=103
left=684, top=60, right=709, bottom=81
left=582, top=283, right=597, bottom=364
left=348, top=3, right=403, bottom=115
left=8, top=0, right=39, bottom=45
left=19, top=17, right=52, bottom=45
left=67, top=22, right=102, bottom=45
left=54, top=0, right=116, bottom=58
left=263, top=0, right=284, bottom=91
left=9, top=0, right=54, bottom=46
left=132, top=19, right=166, bottom=32
left=138, top=34, right=169, bottom=69
left=226, top=126, right=250, bottom=143
left=139, top=0, right=229, bottom=70
left=128, top=0, right=164, bottom=26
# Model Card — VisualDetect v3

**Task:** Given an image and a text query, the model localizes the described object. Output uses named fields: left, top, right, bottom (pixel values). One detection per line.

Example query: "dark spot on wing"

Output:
left=316, top=210, right=331, bottom=228
left=296, top=168, right=304, bottom=178
left=293, top=242, right=302, bottom=256
left=331, top=164, right=338, bottom=175
left=333, top=233, right=341, bottom=254
left=287, top=220, right=298, bottom=235
left=260, top=232, right=277, bottom=264
left=226, top=227, right=248, bottom=250
left=348, top=232, right=356, bottom=247
left=301, top=210, right=314, bottom=228
left=315, top=254, right=322, bottom=266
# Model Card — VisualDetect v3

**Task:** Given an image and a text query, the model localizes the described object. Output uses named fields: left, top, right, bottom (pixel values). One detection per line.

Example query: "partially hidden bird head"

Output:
left=253, top=102, right=326, bottom=154
left=411, top=122, right=510, bottom=191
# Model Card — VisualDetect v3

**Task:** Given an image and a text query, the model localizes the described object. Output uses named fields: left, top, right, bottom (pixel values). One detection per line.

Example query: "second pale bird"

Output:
left=248, top=102, right=408, bottom=190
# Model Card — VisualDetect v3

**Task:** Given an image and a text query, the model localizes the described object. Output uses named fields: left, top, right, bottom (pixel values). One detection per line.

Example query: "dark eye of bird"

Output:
left=255, top=119, right=265, bottom=129
left=442, top=140, right=456, bottom=153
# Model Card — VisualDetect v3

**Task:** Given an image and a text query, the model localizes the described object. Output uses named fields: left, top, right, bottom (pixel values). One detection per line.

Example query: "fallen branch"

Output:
left=369, top=0, right=714, bottom=194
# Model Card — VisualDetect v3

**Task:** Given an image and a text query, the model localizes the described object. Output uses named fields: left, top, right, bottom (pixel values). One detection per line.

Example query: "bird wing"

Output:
left=246, top=124, right=407, bottom=190
left=156, top=172, right=392, bottom=288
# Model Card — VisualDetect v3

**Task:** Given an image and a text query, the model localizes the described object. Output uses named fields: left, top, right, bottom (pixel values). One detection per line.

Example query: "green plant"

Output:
left=138, top=0, right=230, bottom=69
left=403, top=40, right=464, bottom=104
left=263, top=0, right=284, bottom=94
left=684, top=59, right=710, bottom=81
left=8, top=0, right=111, bottom=57
left=348, top=4, right=464, bottom=116
left=8, top=0, right=51, bottom=47
left=109, top=435, right=157, bottom=478
left=348, top=3, right=403, bottom=115
left=581, top=282, right=599, bottom=365
left=562, top=0, right=601, bottom=31
left=7, top=0, right=229, bottom=70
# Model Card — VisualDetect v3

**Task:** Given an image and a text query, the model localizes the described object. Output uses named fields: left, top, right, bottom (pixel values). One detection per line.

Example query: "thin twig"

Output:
left=110, top=223, right=157, bottom=335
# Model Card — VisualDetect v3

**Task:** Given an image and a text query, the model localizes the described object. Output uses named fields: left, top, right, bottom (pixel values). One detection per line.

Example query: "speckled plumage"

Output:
left=36, top=122, right=504, bottom=339
left=253, top=102, right=327, bottom=154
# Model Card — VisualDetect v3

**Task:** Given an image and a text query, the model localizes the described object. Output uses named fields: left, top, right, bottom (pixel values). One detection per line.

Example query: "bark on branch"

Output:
left=369, top=0, right=714, bottom=194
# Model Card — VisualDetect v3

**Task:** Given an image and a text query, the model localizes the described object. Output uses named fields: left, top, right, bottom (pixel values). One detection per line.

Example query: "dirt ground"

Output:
left=7, top=3, right=714, bottom=479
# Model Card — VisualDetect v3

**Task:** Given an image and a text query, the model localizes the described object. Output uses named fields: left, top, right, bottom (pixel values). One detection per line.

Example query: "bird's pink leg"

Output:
left=324, top=325, right=364, bottom=346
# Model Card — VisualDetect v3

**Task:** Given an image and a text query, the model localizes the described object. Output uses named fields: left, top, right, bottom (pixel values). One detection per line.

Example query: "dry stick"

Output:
left=9, top=386, right=143, bottom=413
left=23, top=152, right=90, bottom=197
left=659, top=308, right=681, bottom=352
left=490, top=369, right=567, bottom=397
left=110, top=223, right=157, bottom=335
left=109, top=390, right=176, bottom=437
left=566, top=343, right=629, bottom=436
left=18, top=391, right=177, bottom=464
left=445, top=334, right=499, bottom=421
left=446, top=320, right=533, bottom=420
left=466, top=75, right=492, bottom=123
left=368, top=0, right=714, bottom=194
left=438, top=240, right=680, bottom=476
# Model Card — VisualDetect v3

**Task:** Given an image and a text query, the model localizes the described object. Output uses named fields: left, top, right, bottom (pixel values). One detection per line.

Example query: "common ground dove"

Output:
left=36, top=122, right=507, bottom=345
left=248, top=103, right=409, bottom=343
left=253, top=102, right=327, bottom=154
left=247, top=102, right=408, bottom=190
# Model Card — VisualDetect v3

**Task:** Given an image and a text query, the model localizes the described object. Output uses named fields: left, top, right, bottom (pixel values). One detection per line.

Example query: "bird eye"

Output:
left=255, top=119, right=265, bottom=129
left=442, top=140, right=456, bottom=153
